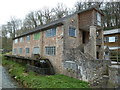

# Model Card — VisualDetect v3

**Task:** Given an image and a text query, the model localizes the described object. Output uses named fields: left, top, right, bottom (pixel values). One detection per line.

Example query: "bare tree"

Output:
left=52, top=3, right=69, bottom=19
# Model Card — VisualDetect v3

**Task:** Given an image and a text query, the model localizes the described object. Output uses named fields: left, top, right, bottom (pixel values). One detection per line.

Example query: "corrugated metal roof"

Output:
left=104, top=29, right=120, bottom=35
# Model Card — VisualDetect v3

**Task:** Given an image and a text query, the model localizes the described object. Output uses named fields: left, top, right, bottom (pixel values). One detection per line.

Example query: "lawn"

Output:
left=2, top=56, right=90, bottom=88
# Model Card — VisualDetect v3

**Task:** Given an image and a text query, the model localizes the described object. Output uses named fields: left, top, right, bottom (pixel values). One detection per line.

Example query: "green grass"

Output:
left=2, top=56, right=90, bottom=88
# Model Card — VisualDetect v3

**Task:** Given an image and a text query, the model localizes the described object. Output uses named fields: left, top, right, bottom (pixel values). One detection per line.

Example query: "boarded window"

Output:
left=34, top=32, right=40, bottom=40
left=26, top=35, right=30, bottom=41
left=26, top=48, right=30, bottom=54
left=19, top=48, right=22, bottom=54
left=69, top=27, right=76, bottom=37
left=45, top=46, right=56, bottom=55
left=33, top=47, right=40, bottom=54
left=46, top=28, right=56, bottom=37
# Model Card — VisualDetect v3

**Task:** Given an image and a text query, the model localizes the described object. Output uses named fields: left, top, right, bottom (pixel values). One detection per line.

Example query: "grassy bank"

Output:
left=2, top=56, right=90, bottom=88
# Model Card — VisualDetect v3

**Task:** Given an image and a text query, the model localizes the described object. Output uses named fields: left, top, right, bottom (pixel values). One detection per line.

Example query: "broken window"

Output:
left=45, top=46, right=56, bottom=55
left=69, top=27, right=76, bottom=37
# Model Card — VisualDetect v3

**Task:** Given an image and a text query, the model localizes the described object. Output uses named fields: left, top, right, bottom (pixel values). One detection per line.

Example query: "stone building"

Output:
left=12, top=7, right=104, bottom=74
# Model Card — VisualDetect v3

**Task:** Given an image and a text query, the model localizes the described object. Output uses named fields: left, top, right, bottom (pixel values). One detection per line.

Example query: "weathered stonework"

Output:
left=62, top=47, right=111, bottom=82
left=108, top=65, right=120, bottom=88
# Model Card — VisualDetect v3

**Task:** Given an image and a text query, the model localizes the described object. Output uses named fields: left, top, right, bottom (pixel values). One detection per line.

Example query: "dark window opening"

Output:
left=82, top=31, right=86, bottom=44
left=97, top=52, right=99, bottom=59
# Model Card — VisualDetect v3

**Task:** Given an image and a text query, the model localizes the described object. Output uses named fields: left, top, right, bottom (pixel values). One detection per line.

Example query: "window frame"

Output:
left=19, top=37, right=24, bottom=42
left=34, top=32, right=40, bottom=40
left=19, top=48, right=22, bottom=54
left=13, top=48, right=17, bottom=54
left=45, top=46, right=56, bottom=56
left=46, top=28, right=56, bottom=37
left=69, top=26, right=76, bottom=37
left=96, top=12, right=102, bottom=26
left=14, top=39, right=18, bottom=43
left=26, top=48, right=30, bottom=54
left=33, top=47, right=40, bottom=54
left=26, top=35, right=30, bottom=41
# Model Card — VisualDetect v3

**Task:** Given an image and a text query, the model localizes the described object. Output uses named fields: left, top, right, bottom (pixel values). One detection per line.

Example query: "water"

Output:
left=0, top=66, right=19, bottom=88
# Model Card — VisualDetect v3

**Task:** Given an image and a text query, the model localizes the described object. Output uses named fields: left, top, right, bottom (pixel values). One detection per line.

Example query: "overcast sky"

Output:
left=0, top=0, right=119, bottom=26
left=0, top=0, right=79, bottom=25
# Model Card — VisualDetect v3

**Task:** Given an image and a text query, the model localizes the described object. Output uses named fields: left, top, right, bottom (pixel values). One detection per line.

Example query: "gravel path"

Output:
left=0, top=66, right=19, bottom=88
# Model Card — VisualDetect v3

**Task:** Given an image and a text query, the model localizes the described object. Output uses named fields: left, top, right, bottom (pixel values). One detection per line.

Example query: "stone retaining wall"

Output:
left=108, top=65, right=120, bottom=88
left=62, top=48, right=111, bottom=82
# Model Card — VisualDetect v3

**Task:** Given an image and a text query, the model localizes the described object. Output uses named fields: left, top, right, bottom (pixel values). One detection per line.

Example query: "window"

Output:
left=109, top=37, right=115, bottom=42
left=26, top=48, right=30, bottom=54
left=45, top=46, right=56, bottom=55
left=14, top=39, right=18, bottom=43
left=19, top=48, right=22, bottom=54
left=26, top=35, right=30, bottom=41
left=96, top=12, right=101, bottom=26
left=104, top=37, right=109, bottom=42
left=69, top=27, right=76, bottom=37
left=115, top=36, right=118, bottom=42
left=104, top=36, right=118, bottom=43
left=34, top=32, right=40, bottom=40
left=13, top=48, right=17, bottom=54
left=46, top=28, right=56, bottom=37
left=33, top=47, right=40, bottom=54
left=19, top=37, right=24, bottom=42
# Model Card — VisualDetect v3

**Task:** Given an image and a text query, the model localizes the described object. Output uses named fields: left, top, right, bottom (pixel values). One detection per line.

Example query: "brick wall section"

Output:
left=42, top=26, right=64, bottom=73
left=78, top=10, right=94, bottom=30
left=13, top=26, right=64, bottom=73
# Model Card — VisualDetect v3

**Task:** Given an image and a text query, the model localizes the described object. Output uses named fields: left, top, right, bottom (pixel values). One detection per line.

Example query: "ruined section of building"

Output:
left=12, top=7, right=105, bottom=78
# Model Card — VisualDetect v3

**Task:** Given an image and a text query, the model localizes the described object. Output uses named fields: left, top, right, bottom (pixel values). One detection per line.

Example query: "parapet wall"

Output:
left=62, top=48, right=111, bottom=82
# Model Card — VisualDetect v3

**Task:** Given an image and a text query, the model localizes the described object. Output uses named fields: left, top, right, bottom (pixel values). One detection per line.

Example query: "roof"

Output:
left=13, top=7, right=103, bottom=40
left=104, top=28, right=120, bottom=35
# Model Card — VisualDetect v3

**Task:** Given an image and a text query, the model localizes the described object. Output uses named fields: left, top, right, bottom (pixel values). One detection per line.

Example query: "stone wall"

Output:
left=108, top=65, right=120, bottom=88
left=62, top=47, right=111, bottom=82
